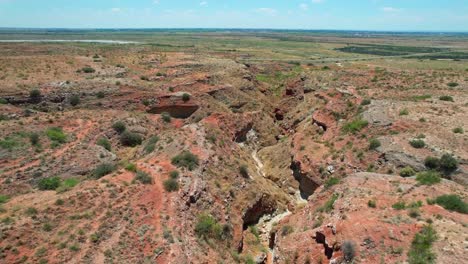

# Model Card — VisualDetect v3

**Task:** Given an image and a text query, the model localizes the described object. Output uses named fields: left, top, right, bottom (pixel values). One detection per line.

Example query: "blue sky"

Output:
left=0, top=0, right=467, bottom=31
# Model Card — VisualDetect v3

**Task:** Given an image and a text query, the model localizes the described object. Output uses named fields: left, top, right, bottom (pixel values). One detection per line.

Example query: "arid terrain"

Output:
left=0, top=30, right=467, bottom=264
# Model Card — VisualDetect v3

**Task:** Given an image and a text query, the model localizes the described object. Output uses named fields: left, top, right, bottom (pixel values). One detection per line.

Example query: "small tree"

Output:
left=163, top=179, right=179, bottom=192
left=439, top=154, right=458, bottom=173
left=182, top=93, right=191, bottom=102
left=112, top=121, right=126, bottom=134
left=29, top=89, right=42, bottom=103
left=70, top=95, right=80, bottom=106
left=120, top=131, right=143, bottom=147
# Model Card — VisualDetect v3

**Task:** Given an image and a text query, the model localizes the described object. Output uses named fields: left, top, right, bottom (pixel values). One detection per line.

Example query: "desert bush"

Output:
left=96, top=91, right=105, bottom=98
left=409, top=139, right=425, bottom=149
left=169, top=170, right=179, bottom=179
left=93, top=163, right=116, bottom=179
left=368, top=200, right=376, bottom=208
left=392, top=201, right=406, bottom=210
left=439, top=95, right=454, bottom=102
left=400, top=166, right=416, bottom=177
left=408, top=225, right=437, bottom=264
left=424, top=156, right=440, bottom=169
left=38, top=177, right=61, bottom=190
left=182, top=93, right=191, bottom=102
left=56, top=178, right=80, bottom=193
left=70, top=95, right=80, bottom=106
left=239, top=165, right=249, bottom=178
left=29, top=89, right=41, bottom=100
left=452, top=127, right=464, bottom=134
left=447, top=82, right=458, bottom=87
left=368, top=138, right=381, bottom=150
left=281, top=225, right=294, bottom=236
left=325, top=177, right=340, bottom=189
left=318, top=193, right=339, bottom=213
left=112, top=121, right=126, bottom=134
left=125, top=163, right=137, bottom=172
left=439, top=154, right=458, bottom=173
left=82, top=67, right=95, bottom=73
left=416, top=171, right=441, bottom=185
left=46, top=127, right=67, bottom=143
left=29, top=132, right=40, bottom=146
left=399, top=108, right=409, bottom=116
left=135, top=171, right=153, bottom=184
left=434, top=194, right=467, bottom=214
left=0, top=98, right=8, bottom=104
left=360, top=99, right=371, bottom=106
left=144, top=136, right=159, bottom=154
left=120, top=131, right=143, bottom=147
left=342, top=118, right=368, bottom=134
left=163, top=178, right=179, bottom=192
left=171, top=151, right=199, bottom=170
left=342, top=240, right=356, bottom=262
left=161, top=112, right=171, bottom=123
left=194, top=214, right=223, bottom=240
left=0, top=195, right=10, bottom=204
left=97, top=137, right=111, bottom=151
left=408, top=208, right=421, bottom=218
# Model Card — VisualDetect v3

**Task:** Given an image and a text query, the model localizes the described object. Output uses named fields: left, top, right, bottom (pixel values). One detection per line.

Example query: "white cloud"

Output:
left=382, top=7, right=401, bottom=12
left=312, top=0, right=324, bottom=4
left=256, top=8, right=277, bottom=16
left=200, top=1, right=207, bottom=6
left=153, top=0, right=159, bottom=4
left=111, top=8, right=121, bottom=13
left=300, top=3, right=309, bottom=11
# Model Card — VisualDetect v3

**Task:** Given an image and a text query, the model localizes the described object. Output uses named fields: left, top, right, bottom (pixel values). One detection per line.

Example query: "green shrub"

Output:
left=182, top=93, right=191, bottom=102
left=408, top=225, right=437, bottom=264
left=135, top=171, right=153, bottom=185
left=399, top=108, right=409, bottom=116
left=392, top=201, right=406, bottom=210
left=416, top=171, right=441, bottom=185
left=409, top=139, right=426, bottom=149
left=452, top=127, right=464, bottom=134
left=120, top=131, right=143, bottom=147
left=0, top=195, right=10, bottom=204
left=163, top=179, right=179, bottom=192
left=361, top=99, right=371, bottom=106
left=424, top=157, right=440, bottom=169
left=125, top=163, right=137, bottom=172
left=439, top=95, right=454, bottom=102
left=96, top=91, right=105, bottom=99
left=97, top=137, right=111, bottom=151
left=93, top=163, right=116, bottom=179
left=144, top=136, right=159, bottom=154
left=112, top=121, right=126, bottom=134
left=70, top=95, right=80, bottom=106
left=408, top=208, right=421, bottom=218
left=194, top=214, right=223, bottom=240
left=25, top=207, right=38, bottom=215
left=239, top=165, right=249, bottom=178
left=342, top=240, right=356, bottom=262
left=281, top=225, right=294, bottom=236
left=400, top=166, right=416, bottom=177
left=368, top=138, right=381, bottom=150
left=342, top=118, right=368, bottom=134
left=82, top=67, right=95, bottom=73
left=317, top=193, right=339, bottom=213
left=29, top=89, right=41, bottom=100
left=434, top=194, right=467, bottom=214
left=38, top=177, right=61, bottom=190
left=447, top=82, right=458, bottom=87
left=171, top=151, right=199, bottom=170
left=169, top=170, right=180, bottom=179
left=439, top=154, right=458, bottom=173
left=161, top=112, right=171, bottom=123
left=0, top=98, right=8, bottom=104
left=46, top=127, right=67, bottom=143
left=368, top=200, right=376, bottom=208
left=29, top=132, right=40, bottom=146
left=325, top=177, right=340, bottom=189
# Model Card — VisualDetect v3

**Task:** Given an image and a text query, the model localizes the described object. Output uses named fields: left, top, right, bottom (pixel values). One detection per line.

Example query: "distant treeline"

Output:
left=335, top=44, right=448, bottom=56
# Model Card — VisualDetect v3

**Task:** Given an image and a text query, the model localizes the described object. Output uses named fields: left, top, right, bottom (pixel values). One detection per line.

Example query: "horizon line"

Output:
left=0, top=27, right=467, bottom=34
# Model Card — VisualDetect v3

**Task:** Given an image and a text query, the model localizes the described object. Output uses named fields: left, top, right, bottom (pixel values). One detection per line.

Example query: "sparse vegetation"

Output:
left=342, top=240, right=356, bottom=262
left=368, top=200, right=376, bottom=208
left=97, top=137, right=111, bottom=151
left=194, top=214, right=223, bottom=240
left=433, top=194, right=467, bottom=214
left=38, top=177, right=61, bottom=190
left=368, top=138, right=381, bottom=150
left=171, top=151, right=199, bottom=170
left=93, top=163, right=116, bottom=178
left=452, top=127, right=464, bottom=134
left=120, top=131, right=143, bottom=147
left=399, top=108, right=409, bottom=116
left=324, top=177, right=340, bottom=189
left=112, top=121, right=126, bottom=134
left=416, top=171, right=441, bottom=185
left=135, top=171, right=153, bottom=184
left=408, top=225, right=437, bottom=264
left=182, top=93, right=191, bottom=102
left=400, top=166, right=416, bottom=177
left=143, top=135, right=159, bottom=153
left=46, top=127, right=67, bottom=143
left=409, top=139, right=426, bottom=149
left=82, top=67, right=95, bottom=73
left=161, top=112, right=171, bottom=123
left=439, top=95, right=454, bottom=102
left=342, top=118, right=368, bottom=134
left=239, top=165, right=249, bottom=178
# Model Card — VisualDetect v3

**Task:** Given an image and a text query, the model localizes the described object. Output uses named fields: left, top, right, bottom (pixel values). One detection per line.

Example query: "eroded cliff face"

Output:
left=0, top=43, right=467, bottom=264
